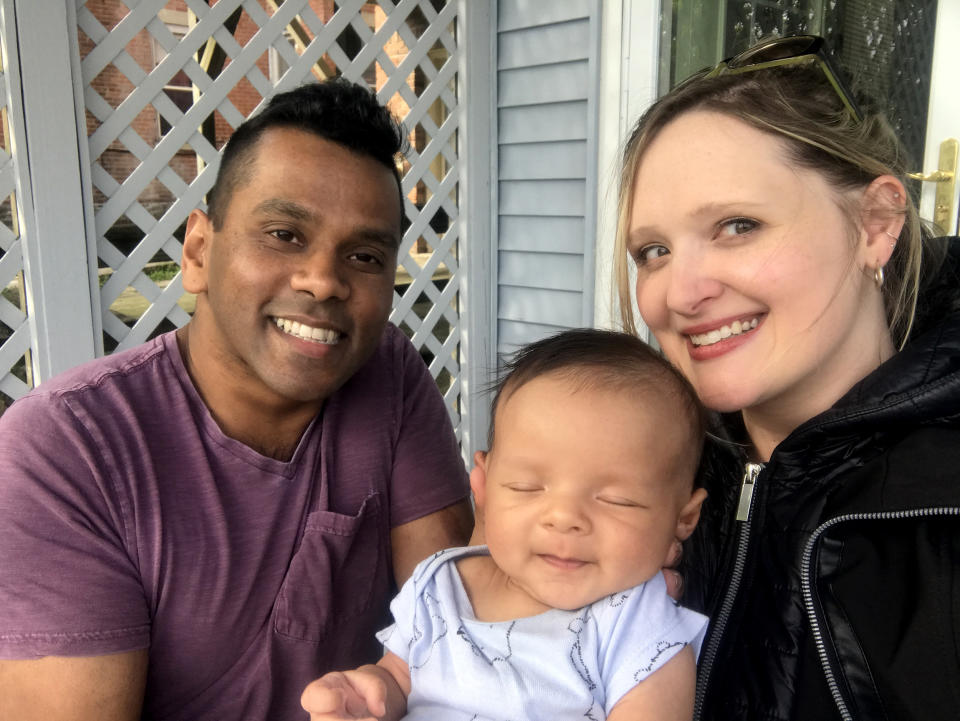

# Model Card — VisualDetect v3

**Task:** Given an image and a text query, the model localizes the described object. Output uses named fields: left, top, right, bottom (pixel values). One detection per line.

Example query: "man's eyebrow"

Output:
left=253, top=196, right=401, bottom=248
left=356, top=227, right=402, bottom=249
left=252, top=197, right=314, bottom=221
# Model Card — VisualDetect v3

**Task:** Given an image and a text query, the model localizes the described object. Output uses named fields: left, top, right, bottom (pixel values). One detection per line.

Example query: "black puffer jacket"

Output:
left=685, top=238, right=960, bottom=721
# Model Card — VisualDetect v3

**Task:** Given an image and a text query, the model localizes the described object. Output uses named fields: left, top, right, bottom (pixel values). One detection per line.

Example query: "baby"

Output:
left=302, top=328, right=709, bottom=720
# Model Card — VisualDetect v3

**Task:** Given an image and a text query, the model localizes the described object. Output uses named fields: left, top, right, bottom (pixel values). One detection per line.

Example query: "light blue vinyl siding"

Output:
left=499, top=140, right=587, bottom=180
left=498, top=61, right=590, bottom=105
left=496, top=0, right=599, bottom=358
left=499, top=179, right=586, bottom=216
left=498, top=18, right=592, bottom=67
left=498, top=101, right=588, bottom=143
left=497, top=0, right=594, bottom=31
left=499, top=251, right=584, bottom=291
left=499, top=286, right=584, bottom=326
left=497, top=319, right=571, bottom=349
left=498, top=216, right=586, bottom=254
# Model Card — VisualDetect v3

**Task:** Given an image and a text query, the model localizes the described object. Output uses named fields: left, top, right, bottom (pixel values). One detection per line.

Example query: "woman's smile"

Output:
left=687, top=316, right=760, bottom=348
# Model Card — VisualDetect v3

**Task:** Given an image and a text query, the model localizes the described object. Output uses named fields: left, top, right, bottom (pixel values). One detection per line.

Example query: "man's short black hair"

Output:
left=488, top=328, right=707, bottom=474
left=205, top=78, right=408, bottom=230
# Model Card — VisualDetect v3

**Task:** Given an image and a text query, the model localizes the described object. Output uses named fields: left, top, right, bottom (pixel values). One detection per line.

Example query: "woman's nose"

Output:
left=664, top=252, right=723, bottom=315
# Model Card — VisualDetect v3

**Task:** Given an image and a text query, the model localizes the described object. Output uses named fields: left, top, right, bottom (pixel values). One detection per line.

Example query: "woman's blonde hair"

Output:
left=615, top=64, right=933, bottom=348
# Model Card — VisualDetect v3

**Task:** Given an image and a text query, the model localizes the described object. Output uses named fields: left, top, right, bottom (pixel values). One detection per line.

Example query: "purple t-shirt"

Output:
left=0, top=324, right=469, bottom=720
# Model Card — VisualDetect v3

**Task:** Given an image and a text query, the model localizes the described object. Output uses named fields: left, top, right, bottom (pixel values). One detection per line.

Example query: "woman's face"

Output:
left=627, top=111, right=890, bottom=430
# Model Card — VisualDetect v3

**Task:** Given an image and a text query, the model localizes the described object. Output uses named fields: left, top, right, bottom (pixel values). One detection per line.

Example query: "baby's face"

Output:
left=474, top=374, right=702, bottom=611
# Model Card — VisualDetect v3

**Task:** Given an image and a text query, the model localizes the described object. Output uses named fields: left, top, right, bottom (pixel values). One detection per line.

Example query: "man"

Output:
left=0, top=79, right=472, bottom=720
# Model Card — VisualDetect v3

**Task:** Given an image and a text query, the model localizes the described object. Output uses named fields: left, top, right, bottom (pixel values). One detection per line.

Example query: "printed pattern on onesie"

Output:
left=376, top=546, right=708, bottom=721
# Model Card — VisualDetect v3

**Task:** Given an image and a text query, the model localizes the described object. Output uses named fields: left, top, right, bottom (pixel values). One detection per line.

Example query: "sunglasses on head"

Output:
left=698, top=35, right=862, bottom=122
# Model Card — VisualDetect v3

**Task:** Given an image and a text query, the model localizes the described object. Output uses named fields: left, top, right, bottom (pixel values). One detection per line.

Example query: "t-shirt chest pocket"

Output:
left=274, top=491, right=387, bottom=642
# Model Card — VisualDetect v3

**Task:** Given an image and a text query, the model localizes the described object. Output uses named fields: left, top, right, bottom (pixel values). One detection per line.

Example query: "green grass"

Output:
left=98, top=262, right=181, bottom=287
left=145, top=263, right=180, bottom=282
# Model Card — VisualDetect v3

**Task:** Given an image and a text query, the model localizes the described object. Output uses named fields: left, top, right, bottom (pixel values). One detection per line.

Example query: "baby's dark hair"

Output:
left=205, top=77, right=408, bottom=230
left=488, top=328, right=707, bottom=473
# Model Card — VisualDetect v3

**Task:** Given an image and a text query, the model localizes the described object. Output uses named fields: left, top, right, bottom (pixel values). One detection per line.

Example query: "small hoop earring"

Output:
left=874, top=266, right=885, bottom=289
left=884, top=230, right=898, bottom=248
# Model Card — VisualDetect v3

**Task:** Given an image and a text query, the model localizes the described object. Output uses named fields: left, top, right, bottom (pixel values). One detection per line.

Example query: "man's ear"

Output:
left=858, top=174, right=906, bottom=271
left=675, top=487, right=707, bottom=541
left=181, top=209, right=213, bottom=294
left=469, top=450, right=488, bottom=510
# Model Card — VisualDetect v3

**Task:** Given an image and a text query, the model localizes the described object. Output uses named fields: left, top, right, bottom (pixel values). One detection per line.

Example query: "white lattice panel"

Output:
left=77, top=0, right=462, bottom=429
left=0, top=7, right=34, bottom=413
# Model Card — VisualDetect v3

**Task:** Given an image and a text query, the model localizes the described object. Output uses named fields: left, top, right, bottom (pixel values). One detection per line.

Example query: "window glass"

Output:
left=660, top=0, right=938, bottom=169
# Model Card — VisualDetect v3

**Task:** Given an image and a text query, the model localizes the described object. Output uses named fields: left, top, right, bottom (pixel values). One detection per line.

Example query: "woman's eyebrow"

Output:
left=630, top=200, right=765, bottom=236
left=689, top=200, right=764, bottom=218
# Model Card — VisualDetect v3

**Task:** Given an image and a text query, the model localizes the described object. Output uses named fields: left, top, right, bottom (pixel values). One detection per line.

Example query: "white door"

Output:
left=919, top=1, right=959, bottom=235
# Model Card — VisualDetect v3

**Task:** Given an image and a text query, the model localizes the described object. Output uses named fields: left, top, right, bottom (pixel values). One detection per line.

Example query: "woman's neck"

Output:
left=743, top=332, right=897, bottom=462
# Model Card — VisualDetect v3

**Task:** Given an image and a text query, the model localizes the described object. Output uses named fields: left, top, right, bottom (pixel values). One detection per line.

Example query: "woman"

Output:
left=615, top=36, right=960, bottom=721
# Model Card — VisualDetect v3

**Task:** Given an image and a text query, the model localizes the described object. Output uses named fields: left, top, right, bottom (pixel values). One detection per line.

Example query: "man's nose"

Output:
left=290, top=250, right=350, bottom=301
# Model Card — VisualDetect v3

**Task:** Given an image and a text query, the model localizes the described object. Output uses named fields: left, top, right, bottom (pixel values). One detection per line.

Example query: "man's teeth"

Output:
left=689, top=318, right=759, bottom=347
left=274, top=318, right=341, bottom=344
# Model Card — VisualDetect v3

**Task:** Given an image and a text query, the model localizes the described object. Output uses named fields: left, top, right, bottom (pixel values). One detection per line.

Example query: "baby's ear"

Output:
left=675, top=488, right=707, bottom=541
left=469, top=451, right=489, bottom=508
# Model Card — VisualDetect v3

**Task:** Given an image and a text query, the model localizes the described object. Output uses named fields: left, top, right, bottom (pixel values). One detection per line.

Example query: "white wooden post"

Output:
left=459, top=0, right=497, bottom=460
left=593, top=0, right=659, bottom=341
left=12, top=0, right=98, bottom=380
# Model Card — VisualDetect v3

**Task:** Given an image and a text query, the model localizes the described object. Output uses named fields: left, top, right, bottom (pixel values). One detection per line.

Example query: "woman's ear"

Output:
left=858, top=174, right=906, bottom=271
left=181, top=209, right=213, bottom=294
left=469, top=450, right=489, bottom=510
left=675, top=487, right=708, bottom=541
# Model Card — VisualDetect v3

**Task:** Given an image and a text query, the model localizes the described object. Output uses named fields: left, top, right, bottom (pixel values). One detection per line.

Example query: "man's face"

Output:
left=182, top=127, right=401, bottom=410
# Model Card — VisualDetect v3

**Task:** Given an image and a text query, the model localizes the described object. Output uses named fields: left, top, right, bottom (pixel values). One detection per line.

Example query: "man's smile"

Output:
left=273, top=317, right=343, bottom=345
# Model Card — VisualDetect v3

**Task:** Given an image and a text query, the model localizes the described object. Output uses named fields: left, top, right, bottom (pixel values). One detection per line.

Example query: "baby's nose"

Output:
left=541, top=499, right=590, bottom=533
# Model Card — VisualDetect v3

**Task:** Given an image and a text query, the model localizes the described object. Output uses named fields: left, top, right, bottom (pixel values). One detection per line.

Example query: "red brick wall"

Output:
left=77, top=1, right=440, bottom=241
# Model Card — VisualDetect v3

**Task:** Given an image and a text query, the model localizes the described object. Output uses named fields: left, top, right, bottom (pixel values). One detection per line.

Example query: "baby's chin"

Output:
left=539, top=586, right=640, bottom=612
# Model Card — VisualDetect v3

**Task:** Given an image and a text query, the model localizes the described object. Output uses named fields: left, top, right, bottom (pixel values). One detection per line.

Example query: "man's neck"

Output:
left=175, top=325, right=322, bottom=461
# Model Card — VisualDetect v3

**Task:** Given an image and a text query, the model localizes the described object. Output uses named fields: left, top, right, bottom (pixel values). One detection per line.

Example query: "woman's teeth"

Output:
left=274, top=318, right=341, bottom=344
left=689, top=318, right=759, bottom=347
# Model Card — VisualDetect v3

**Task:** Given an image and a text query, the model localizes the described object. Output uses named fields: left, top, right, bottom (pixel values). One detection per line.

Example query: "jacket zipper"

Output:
left=693, top=461, right=764, bottom=720
left=800, top=506, right=960, bottom=721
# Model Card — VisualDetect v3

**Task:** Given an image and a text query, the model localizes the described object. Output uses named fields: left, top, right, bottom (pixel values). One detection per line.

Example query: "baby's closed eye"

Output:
left=596, top=494, right=644, bottom=508
left=503, top=482, right=542, bottom=493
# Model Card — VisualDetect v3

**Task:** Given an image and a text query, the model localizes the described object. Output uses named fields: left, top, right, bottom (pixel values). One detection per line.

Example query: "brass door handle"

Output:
left=906, top=170, right=954, bottom=183
left=909, top=138, right=958, bottom=233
